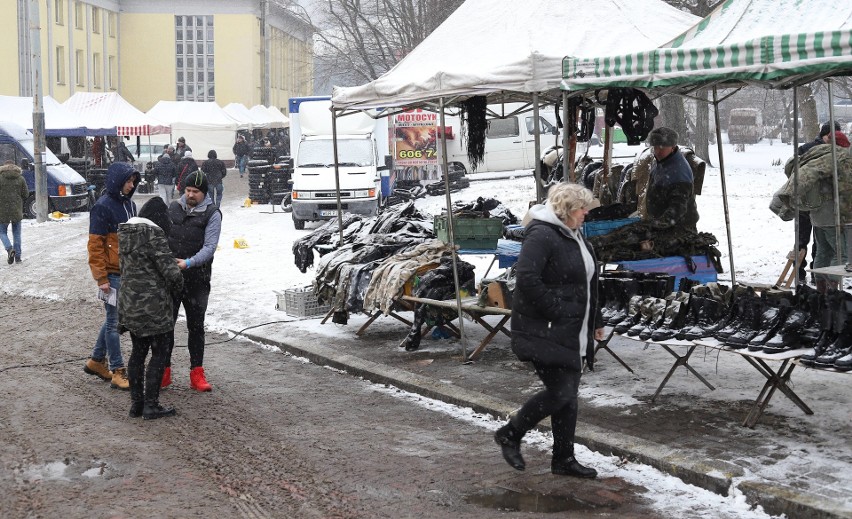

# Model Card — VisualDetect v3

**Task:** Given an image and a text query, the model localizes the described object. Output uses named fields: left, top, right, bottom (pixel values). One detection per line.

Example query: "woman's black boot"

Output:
left=494, top=422, right=525, bottom=471
left=552, top=456, right=598, bottom=479
left=143, top=403, right=176, bottom=420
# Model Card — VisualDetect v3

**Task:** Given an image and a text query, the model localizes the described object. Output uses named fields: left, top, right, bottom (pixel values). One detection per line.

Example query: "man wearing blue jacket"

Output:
left=84, top=162, right=139, bottom=390
left=162, top=171, right=222, bottom=392
left=645, top=127, right=699, bottom=231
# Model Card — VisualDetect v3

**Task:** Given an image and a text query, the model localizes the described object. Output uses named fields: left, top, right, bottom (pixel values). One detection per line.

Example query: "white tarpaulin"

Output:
left=62, top=92, right=170, bottom=136
left=332, top=0, right=699, bottom=110
left=249, top=105, right=289, bottom=129
left=146, top=101, right=239, bottom=161
left=223, top=103, right=267, bottom=131
left=0, top=95, right=87, bottom=136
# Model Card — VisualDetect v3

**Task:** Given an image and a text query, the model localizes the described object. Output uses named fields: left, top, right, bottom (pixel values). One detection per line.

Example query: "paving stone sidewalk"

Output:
left=242, top=312, right=852, bottom=519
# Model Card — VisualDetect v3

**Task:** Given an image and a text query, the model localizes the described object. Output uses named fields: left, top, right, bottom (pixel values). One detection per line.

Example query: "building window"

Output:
left=93, top=53, right=101, bottom=87
left=108, top=55, right=117, bottom=90
left=91, top=7, right=100, bottom=34
left=175, top=15, right=214, bottom=101
left=75, top=49, right=85, bottom=86
left=54, top=0, right=64, bottom=25
left=55, top=46, right=65, bottom=84
left=74, top=2, right=83, bottom=29
left=108, top=12, right=116, bottom=38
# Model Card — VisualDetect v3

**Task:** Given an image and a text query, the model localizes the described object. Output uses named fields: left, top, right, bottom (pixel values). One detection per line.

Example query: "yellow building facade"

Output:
left=3, top=0, right=313, bottom=113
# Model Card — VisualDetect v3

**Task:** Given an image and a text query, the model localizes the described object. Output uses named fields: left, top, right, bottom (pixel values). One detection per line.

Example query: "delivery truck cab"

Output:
left=288, top=97, right=391, bottom=230
left=0, top=121, right=89, bottom=218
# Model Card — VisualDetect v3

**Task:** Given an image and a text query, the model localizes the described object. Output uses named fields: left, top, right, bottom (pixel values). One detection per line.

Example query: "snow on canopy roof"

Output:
left=63, top=92, right=170, bottom=136
left=562, top=0, right=852, bottom=92
left=248, top=105, right=289, bottom=129
left=223, top=103, right=267, bottom=131
left=0, top=95, right=87, bottom=136
left=146, top=101, right=239, bottom=130
left=332, top=0, right=698, bottom=110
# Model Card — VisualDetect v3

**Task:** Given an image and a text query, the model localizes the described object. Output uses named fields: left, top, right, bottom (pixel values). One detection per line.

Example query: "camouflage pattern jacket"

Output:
left=771, top=144, right=852, bottom=225
left=117, top=217, right=184, bottom=337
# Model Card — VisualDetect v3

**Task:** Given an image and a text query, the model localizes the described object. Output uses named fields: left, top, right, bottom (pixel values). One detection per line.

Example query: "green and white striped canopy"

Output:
left=562, top=0, right=852, bottom=92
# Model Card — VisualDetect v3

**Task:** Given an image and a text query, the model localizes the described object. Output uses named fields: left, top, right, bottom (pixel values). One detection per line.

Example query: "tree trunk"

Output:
left=798, top=85, right=819, bottom=142
left=658, top=95, right=688, bottom=148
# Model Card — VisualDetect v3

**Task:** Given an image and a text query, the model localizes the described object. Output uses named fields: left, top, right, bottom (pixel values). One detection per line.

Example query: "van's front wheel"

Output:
left=293, top=215, right=305, bottom=230
left=23, top=194, right=36, bottom=219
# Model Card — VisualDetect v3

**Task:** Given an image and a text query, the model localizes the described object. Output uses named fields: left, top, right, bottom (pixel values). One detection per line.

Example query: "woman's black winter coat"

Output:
left=511, top=219, right=602, bottom=371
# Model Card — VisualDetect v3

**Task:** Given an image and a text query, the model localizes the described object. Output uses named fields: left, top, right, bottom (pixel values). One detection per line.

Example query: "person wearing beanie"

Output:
left=201, top=149, right=227, bottom=207
left=799, top=121, right=842, bottom=156
left=176, top=150, right=199, bottom=193
left=162, top=171, right=222, bottom=392
left=644, top=126, right=699, bottom=231
left=117, top=196, right=183, bottom=420
left=84, top=162, right=140, bottom=391
left=175, top=136, right=192, bottom=159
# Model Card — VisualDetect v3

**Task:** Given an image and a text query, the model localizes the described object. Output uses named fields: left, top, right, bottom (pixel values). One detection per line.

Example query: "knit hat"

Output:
left=138, top=196, right=171, bottom=234
left=648, top=127, right=678, bottom=147
left=184, top=170, right=209, bottom=194
left=819, top=121, right=842, bottom=137
left=184, top=150, right=193, bottom=159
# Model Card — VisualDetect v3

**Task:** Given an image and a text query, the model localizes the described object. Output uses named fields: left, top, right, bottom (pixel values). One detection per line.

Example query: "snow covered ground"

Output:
left=0, top=137, right=845, bottom=518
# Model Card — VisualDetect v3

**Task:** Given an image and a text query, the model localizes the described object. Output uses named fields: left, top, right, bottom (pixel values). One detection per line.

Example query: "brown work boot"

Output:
left=110, top=367, right=130, bottom=390
left=83, top=358, right=112, bottom=381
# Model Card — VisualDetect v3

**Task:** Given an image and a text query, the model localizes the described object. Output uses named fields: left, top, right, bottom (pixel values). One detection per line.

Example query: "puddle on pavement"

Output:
left=465, top=487, right=606, bottom=513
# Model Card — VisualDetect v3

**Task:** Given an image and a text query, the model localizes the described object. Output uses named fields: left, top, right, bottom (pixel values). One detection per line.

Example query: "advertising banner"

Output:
left=393, top=110, right=438, bottom=167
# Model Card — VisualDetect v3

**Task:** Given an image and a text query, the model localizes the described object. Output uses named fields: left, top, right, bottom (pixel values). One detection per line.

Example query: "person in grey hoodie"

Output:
left=494, top=182, right=603, bottom=479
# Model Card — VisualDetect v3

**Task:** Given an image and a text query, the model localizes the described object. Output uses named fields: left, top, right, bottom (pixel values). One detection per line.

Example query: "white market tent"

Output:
left=146, top=101, right=239, bottom=161
left=249, top=105, right=289, bottom=129
left=326, top=0, right=700, bottom=360
left=0, top=95, right=87, bottom=136
left=560, top=0, right=852, bottom=286
left=223, top=103, right=268, bottom=131
left=62, top=92, right=170, bottom=136
left=332, top=0, right=699, bottom=110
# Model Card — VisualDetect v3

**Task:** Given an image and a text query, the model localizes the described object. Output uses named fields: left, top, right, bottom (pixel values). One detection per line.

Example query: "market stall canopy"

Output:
left=249, top=105, right=289, bottom=128
left=223, top=103, right=267, bottom=131
left=0, top=95, right=87, bottom=136
left=62, top=92, right=171, bottom=136
left=332, top=0, right=698, bottom=110
left=561, top=0, right=852, bottom=92
left=146, top=101, right=240, bottom=161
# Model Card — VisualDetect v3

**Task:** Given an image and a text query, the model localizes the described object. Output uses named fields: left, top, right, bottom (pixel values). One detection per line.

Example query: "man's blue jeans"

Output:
left=238, top=155, right=248, bottom=176
left=0, top=220, right=22, bottom=259
left=91, top=274, right=123, bottom=370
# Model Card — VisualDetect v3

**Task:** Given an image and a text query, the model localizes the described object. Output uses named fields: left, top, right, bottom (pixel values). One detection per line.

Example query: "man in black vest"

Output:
left=162, top=171, right=222, bottom=392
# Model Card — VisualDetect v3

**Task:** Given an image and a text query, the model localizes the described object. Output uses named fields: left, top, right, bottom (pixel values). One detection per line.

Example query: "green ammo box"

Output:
left=433, top=215, right=503, bottom=250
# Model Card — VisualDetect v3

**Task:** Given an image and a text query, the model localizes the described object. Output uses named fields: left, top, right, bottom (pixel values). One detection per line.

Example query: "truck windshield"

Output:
left=298, top=139, right=374, bottom=168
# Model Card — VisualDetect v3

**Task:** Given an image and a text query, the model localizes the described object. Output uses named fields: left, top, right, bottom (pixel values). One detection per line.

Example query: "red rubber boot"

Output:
left=161, top=366, right=172, bottom=389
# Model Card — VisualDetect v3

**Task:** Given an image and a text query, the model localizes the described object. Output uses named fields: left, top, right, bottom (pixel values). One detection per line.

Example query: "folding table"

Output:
left=621, top=334, right=716, bottom=402
left=694, top=339, right=813, bottom=428
left=400, top=295, right=511, bottom=360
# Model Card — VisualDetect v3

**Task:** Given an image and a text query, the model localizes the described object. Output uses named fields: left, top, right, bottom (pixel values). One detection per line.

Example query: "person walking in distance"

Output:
left=162, top=171, right=221, bottom=391
left=0, top=160, right=28, bottom=264
left=176, top=150, right=198, bottom=194
left=83, top=162, right=140, bottom=390
left=174, top=136, right=192, bottom=159
left=494, top=182, right=603, bottom=479
left=232, top=135, right=250, bottom=179
left=154, top=146, right=177, bottom=204
left=118, top=197, right=184, bottom=420
left=201, top=150, right=227, bottom=207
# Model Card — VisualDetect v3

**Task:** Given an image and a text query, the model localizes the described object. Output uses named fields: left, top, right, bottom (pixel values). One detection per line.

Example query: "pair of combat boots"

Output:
left=799, top=288, right=852, bottom=371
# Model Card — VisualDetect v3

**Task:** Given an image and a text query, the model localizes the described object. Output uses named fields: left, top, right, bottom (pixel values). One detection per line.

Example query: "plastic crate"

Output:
left=583, top=217, right=640, bottom=238
left=275, top=287, right=331, bottom=318
left=433, top=215, right=503, bottom=250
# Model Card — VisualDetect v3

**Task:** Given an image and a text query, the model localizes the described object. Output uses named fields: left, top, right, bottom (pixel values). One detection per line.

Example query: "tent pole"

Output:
left=827, top=79, right=842, bottom=265
left=712, top=87, right=736, bottom=286
left=792, top=89, right=801, bottom=288
left=331, top=108, right=344, bottom=246
left=561, top=91, right=571, bottom=183
left=439, top=97, right=468, bottom=362
left=533, top=92, right=544, bottom=202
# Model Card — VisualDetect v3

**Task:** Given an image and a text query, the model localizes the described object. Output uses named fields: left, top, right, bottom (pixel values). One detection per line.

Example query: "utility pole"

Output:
left=29, top=0, right=48, bottom=222
left=260, top=0, right=269, bottom=106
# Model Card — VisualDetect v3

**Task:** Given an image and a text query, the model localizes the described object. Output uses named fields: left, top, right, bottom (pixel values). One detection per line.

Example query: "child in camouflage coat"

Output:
left=118, top=197, right=184, bottom=420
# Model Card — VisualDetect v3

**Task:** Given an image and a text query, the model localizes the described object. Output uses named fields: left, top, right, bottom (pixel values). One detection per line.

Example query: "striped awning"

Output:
left=561, top=0, right=852, bottom=92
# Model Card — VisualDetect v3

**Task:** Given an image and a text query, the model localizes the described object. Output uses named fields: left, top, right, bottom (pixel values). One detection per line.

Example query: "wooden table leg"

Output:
left=467, top=315, right=511, bottom=361
left=651, top=344, right=715, bottom=403
left=741, top=357, right=813, bottom=428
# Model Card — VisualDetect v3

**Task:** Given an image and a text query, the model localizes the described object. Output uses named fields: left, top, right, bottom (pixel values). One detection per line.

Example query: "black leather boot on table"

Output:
left=762, top=307, right=808, bottom=354
left=745, top=305, right=786, bottom=351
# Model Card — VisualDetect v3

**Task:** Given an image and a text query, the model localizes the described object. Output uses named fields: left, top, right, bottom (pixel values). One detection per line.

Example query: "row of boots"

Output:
left=600, top=277, right=852, bottom=367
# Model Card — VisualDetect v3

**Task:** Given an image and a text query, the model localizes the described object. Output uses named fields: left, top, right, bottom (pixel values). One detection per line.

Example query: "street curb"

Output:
left=243, top=331, right=851, bottom=519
